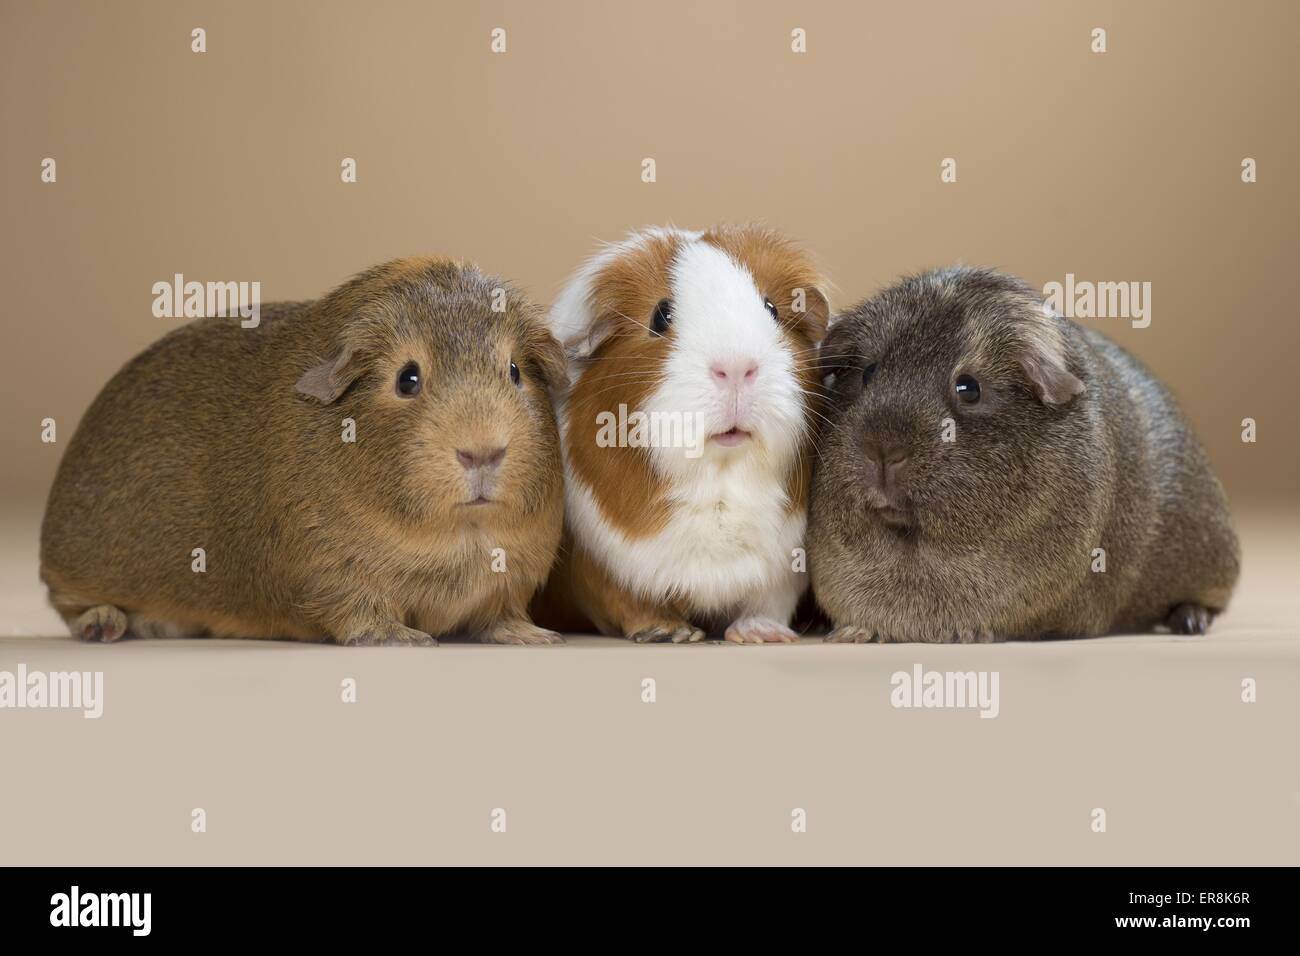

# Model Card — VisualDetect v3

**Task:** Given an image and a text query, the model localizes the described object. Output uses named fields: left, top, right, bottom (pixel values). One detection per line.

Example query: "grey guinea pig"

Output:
left=40, top=257, right=568, bottom=646
left=809, top=266, right=1240, bottom=643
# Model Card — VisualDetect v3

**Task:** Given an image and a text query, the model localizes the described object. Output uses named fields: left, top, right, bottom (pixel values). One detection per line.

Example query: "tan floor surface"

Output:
left=1, top=509, right=1296, bottom=865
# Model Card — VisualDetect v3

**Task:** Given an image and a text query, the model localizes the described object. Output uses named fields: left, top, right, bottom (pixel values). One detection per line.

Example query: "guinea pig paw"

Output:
left=343, top=623, right=438, bottom=647
left=483, top=621, right=565, bottom=646
left=1166, top=603, right=1212, bottom=636
left=670, top=626, right=707, bottom=644
left=953, top=626, right=999, bottom=644
left=629, top=624, right=692, bottom=644
left=824, top=625, right=877, bottom=644
left=74, top=605, right=127, bottom=643
left=724, top=617, right=799, bottom=645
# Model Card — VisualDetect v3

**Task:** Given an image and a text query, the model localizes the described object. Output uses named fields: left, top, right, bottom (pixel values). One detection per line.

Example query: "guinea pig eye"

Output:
left=955, top=373, right=981, bottom=404
left=862, top=363, right=878, bottom=386
left=509, top=360, right=521, bottom=387
left=650, top=298, right=673, bottom=337
left=396, top=361, right=421, bottom=397
left=764, top=298, right=779, bottom=321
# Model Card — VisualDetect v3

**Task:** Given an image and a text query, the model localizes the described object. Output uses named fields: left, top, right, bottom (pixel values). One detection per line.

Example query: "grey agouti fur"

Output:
left=810, top=267, right=1240, bottom=643
left=40, top=257, right=568, bottom=645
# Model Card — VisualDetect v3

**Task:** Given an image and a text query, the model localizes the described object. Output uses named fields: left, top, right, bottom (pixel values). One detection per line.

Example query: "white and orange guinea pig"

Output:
left=532, top=225, right=830, bottom=643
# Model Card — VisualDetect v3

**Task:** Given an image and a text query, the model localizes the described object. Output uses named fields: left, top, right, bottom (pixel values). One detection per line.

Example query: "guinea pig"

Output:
left=40, top=257, right=568, bottom=646
left=536, top=224, right=830, bottom=643
left=809, top=266, right=1240, bottom=643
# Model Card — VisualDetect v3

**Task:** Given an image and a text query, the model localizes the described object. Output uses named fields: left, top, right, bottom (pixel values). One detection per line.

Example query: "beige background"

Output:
left=1, top=0, right=1297, bottom=865
left=2, top=0, right=1298, bottom=505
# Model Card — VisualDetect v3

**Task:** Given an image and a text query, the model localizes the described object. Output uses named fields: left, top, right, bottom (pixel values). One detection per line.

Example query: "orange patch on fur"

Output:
left=539, top=539, right=692, bottom=637
left=565, top=232, right=683, bottom=540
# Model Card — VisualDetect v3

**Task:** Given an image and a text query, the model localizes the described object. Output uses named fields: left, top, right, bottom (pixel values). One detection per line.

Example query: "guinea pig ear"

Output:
left=520, top=325, right=569, bottom=393
left=815, top=318, right=858, bottom=385
left=1017, top=325, right=1085, bottom=405
left=793, top=286, right=831, bottom=344
left=295, top=344, right=363, bottom=403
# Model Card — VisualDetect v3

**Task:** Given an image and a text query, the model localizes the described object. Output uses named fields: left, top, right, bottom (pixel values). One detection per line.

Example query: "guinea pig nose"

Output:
left=710, top=360, right=759, bottom=384
left=863, top=441, right=911, bottom=485
left=456, top=446, right=508, bottom=471
left=881, top=443, right=909, bottom=466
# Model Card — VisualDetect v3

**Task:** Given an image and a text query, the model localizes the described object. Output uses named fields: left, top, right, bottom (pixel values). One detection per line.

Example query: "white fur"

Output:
left=550, top=227, right=701, bottom=381
left=551, top=227, right=811, bottom=625
left=564, top=450, right=807, bottom=617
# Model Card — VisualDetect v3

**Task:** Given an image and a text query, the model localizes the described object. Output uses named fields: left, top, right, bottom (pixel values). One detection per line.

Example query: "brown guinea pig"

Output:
left=809, top=266, right=1240, bottom=643
left=535, top=224, right=830, bottom=644
left=40, top=257, right=567, bottom=646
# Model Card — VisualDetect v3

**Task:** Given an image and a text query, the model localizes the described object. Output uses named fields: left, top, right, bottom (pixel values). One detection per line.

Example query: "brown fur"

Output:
left=564, top=230, right=683, bottom=539
left=810, top=267, right=1240, bottom=642
left=41, top=257, right=567, bottom=646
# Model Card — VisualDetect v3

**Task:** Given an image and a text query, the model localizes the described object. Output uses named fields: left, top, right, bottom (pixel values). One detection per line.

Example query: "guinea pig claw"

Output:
left=671, top=627, right=706, bottom=644
left=483, top=622, right=565, bottom=646
left=1166, top=603, right=1212, bottom=636
left=630, top=627, right=676, bottom=644
left=824, top=625, right=876, bottom=644
left=74, top=604, right=127, bottom=643
left=342, top=623, right=438, bottom=647
left=384, top=627, right=438, bottom=647
left=953, top=626, right=998, bottom=644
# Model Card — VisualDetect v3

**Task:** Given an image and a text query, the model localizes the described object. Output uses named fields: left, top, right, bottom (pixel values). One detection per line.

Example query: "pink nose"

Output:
left=710, top=360, right=758, bottom=385
left=457, top=446, right=507, bottom=471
